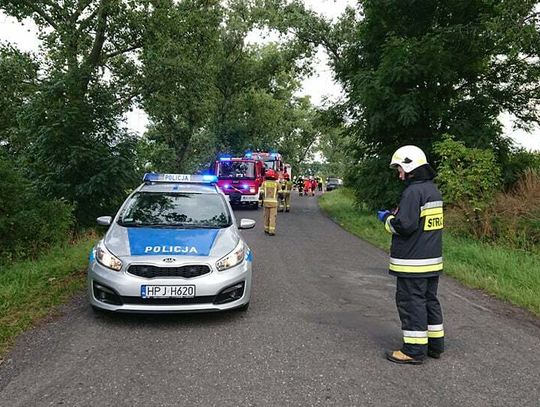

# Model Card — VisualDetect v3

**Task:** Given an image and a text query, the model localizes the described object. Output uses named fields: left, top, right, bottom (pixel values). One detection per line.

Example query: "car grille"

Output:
left=127, top=264, right=211, bottom=279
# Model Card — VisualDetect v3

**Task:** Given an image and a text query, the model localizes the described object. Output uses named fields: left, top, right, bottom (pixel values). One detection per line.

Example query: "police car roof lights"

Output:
left=143, top=173, right=218, bottom=184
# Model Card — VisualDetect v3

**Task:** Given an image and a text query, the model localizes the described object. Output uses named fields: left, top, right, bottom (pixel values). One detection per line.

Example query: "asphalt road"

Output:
left=1, top=193, right=539, bottom=406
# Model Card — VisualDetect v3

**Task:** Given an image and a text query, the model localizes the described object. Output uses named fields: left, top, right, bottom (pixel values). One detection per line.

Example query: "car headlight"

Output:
left=216, top=240, right=245, bottom=271
left=95, top=240, right=123, bottom=271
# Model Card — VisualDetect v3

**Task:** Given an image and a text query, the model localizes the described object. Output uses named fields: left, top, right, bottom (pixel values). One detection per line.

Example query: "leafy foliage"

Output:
left=433, top=135, right=501, bottom=237
left=139, top=0, right=317, bottom=172
left=500, top=148, right=540, bottom=188
left=0, top=45, right=38, bottom=150
left=0, top=0, right=147, bottom=226
left=0, top=152, right=73, bottom=260
left=324, top=0, right=540, bottom=206
left=434, top=135, right=500, bottom=209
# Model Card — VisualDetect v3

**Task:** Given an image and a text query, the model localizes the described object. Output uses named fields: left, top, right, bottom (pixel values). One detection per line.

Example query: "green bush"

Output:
left=434, top=135, right=501, bottom=210
left=500, top=148, right=540, bottom=188
left=433, top=135, right=501, bottom=237
left=0, top=153, right=73, bottom=260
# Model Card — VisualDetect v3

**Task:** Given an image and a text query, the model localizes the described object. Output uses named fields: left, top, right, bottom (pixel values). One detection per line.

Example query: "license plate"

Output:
left=141, top=285, right=196, bottom=298
left=240, top=195, right=258, bottom=202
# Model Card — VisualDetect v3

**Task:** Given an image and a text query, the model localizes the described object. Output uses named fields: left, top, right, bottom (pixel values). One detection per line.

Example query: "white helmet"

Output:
left=390, top=145, right=428, bottom=173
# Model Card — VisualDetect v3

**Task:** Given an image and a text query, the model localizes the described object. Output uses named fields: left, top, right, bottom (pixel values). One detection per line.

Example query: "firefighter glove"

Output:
left=377, top=210, right=391, bottom=222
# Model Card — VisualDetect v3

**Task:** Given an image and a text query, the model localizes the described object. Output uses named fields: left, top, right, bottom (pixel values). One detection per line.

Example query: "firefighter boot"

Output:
left=385, top=350, right=423, bottom=365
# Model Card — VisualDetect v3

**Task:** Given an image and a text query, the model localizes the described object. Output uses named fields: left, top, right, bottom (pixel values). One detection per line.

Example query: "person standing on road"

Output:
left=311, top=177, right=318, bottom=196
left=283, top=172, right=293, bottom=212
left=303, top=177, right=311, bottom=197
left=262, top=169, right=279, bottom=235
left=378, top=145, right=444, bottom=365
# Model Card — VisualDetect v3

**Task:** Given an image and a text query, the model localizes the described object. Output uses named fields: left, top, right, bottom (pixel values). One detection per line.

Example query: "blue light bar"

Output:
left=143, top=173, right=217, bottom=184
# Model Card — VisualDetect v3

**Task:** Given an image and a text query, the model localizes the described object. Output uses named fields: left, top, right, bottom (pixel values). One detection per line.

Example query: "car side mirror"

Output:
left=238, top=219, right=256, bottom=229
left=96, top=216, right=112, bottom=226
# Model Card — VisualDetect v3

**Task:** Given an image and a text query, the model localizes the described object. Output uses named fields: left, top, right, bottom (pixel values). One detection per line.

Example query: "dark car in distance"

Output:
left=326, top=177, right=343, bottom=191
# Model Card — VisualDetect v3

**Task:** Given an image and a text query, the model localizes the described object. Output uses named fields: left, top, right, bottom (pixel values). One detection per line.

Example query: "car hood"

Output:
left=103, top=223, right=240, bottom=261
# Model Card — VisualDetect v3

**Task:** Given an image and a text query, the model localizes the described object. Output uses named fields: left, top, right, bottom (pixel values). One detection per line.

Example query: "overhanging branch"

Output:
left=105, top=43, right=142, bottom=59
left=19, top=0, right=59, bottom=29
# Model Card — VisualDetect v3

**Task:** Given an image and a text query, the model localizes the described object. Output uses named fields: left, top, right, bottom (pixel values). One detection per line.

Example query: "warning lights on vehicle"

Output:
left=143, top=173, right=218, bottom=184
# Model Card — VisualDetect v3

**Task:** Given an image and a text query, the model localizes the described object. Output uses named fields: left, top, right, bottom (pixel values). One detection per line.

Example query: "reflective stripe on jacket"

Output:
left=385, top=180, right=443, bottom=278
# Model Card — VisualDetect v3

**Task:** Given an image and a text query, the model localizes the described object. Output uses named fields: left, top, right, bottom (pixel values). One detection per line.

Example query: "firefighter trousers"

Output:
left=263, top=205, right=277, bottom=234
left=284, top=192, right=291, bottom=211
left=396, top=276, right=444, bottom=358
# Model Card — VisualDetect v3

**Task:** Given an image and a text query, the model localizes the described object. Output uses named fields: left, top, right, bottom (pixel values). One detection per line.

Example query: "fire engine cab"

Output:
left=214, top=156, right=264, bottom=209
left=249, top=152, right=291, bottom=180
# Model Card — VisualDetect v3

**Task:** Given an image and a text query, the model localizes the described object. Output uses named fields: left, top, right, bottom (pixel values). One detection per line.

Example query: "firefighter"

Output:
left=262, top=169, right=279, bottom=235
left=303, top=177, right=311, bottom=197
left=297, top=176, right=305, bottom=196
left=277, top=175, right=286, bottom=212
left=378, top=145, right=444, bottom=365
left=317, top=176, right=323, bottom=192
left=283, top=173, right=293, bottom=212
left=310, top=177, right=318, bottom=196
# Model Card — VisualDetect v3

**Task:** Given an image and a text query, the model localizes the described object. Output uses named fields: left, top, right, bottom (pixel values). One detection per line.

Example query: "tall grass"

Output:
left=447, top=170, right=540, bottom=253
left=319, top=189, right=540, bottom=317
left=0, top=233, right=96, bottom=357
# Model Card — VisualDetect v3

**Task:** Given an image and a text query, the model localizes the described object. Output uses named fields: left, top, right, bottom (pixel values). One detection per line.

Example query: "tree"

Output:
left=139, top=0, right=317, bottom=172
left=139, top=0, right=223, bottom=172
left=324, top=0, right=540, bottom=207
left=0, top=45, right=38, bottom=151
left=0, top=0, right=147, bottom=224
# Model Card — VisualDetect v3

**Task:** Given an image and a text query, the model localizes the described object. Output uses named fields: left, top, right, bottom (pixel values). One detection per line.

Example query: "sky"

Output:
left=1, top=2, right=539, bottom=151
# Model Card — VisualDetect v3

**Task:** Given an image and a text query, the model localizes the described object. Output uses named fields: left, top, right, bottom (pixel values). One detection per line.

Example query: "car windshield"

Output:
left=118, top=192, right=231, bottom=228
left=218, top=161, right=255, bottom=179
left=328, top=178, right=339, bottom=183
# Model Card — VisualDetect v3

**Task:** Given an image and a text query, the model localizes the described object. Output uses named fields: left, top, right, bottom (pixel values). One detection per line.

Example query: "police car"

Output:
left=87, top=173, right=254, bottom=313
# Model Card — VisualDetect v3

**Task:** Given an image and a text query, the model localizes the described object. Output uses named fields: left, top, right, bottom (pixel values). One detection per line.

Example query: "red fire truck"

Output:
left=249, top=152, right=291, bottom=180
left=214, top=156, right=264, bottom=208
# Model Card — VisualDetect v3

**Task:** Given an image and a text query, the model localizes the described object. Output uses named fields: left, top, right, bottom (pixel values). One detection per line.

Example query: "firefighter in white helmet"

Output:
left=377, top=145, right=444, bottom=364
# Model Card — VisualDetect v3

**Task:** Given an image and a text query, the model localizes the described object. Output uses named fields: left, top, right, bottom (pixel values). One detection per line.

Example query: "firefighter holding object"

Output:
left=262, top=169, right=279, bottom=235
left=378, top=145, right=444, bottom=365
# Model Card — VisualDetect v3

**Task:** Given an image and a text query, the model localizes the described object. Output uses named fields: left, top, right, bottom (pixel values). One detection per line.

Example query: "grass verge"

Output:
left=319, top=188, right=540, bottom=317
left=0, top=233, right=96, bottom=358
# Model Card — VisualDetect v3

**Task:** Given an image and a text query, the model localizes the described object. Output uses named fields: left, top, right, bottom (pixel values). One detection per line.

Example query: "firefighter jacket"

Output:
left=262, top=180, right=279, bottom=207
left=284, top=180, right=293, bottom=193
left=384, top=179, right=443, bottom=278
left=279, top=180, right=293, bottom=193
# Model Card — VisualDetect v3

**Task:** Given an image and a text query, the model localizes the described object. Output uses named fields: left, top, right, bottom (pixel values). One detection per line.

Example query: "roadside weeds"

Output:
left=0, top=233, right=97, bottom=357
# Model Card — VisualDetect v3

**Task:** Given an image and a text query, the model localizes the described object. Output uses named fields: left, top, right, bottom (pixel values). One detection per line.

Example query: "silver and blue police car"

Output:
left=87, top=173, right=255, bottom=313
